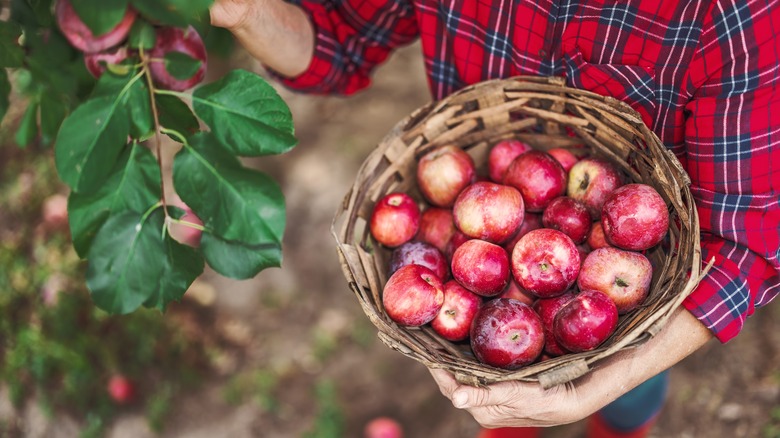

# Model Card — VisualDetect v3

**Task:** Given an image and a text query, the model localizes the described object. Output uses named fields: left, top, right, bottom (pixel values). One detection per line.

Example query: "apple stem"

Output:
left=615, top=278, right=629, bottom=287
left=579, top=173, right=590, bottom=191
left=445, top=309, right=456, bottom=317
left=139, top=47, right=169, bottom=219
left=539, top=263, right=548, bottom=271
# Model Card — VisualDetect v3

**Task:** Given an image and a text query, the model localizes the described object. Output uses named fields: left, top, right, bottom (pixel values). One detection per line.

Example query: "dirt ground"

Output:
left=8, top=42, right=780, bottom=438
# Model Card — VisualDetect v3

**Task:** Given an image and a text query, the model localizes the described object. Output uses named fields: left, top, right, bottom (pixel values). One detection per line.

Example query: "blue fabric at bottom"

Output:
left=597, top=370, right=670, bottom=432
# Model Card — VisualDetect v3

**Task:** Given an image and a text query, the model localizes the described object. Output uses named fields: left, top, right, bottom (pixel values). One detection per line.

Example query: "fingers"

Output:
left=428, top=368, right=458, bottom=398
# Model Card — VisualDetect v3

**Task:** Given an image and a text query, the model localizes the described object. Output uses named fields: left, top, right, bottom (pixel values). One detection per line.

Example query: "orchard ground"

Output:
left=3, top=43, right=779, bottom=438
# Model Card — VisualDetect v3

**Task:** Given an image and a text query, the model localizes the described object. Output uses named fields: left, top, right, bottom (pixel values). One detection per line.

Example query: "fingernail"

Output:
left=452, top=391, right=468, bottom=408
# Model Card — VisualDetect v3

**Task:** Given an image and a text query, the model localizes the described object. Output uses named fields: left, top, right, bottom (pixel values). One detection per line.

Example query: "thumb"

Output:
left=451, top=386, right=493, bottom=408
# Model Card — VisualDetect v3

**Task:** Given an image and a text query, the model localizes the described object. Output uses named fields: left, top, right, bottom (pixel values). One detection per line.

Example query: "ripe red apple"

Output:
left=547, top=147, right=580, bottom=172
left=511, top=229, right=580, bottom=298
left=578, top=247, right=653, bottom=314
left=84, top=46, right=132, bottom=78
left=532, top=291, right=576, bottom=356
left=417, top=207, right=456, bottom=254
left=553, top=289, right=618, bottom=353
left=370, top=192, right=420, bottom=248
left=389, top=241, right=450, bottom=281
left=542, top=196, right=592, bottom=244
left=168, top=194, right=203, bottom=247
left=566, top=158, right=624, bottom=219
left=431, top=280, right=482, bottom=341
left=364, top=416, right=404, bottom=438
left=107, top=374, right=135, bottom=404
left=586, top=221, right=611, bottom=250
left=149, top=26, right=208, bottom=91
left=601, top=183, right=670, bottom=251
left=55, top=0, right=137, bottom=53
left=453, top=181, right=524, bottom=244
left=382, top=264, right=444, bottom=327
left=503, top=150, right=567, bottom=212
left=445, top=229, right=470, bottom=260
left=497, top=278, right=537, bottom=305
left=470, top=298, right=545, bottom=369
left=487, top=139, right=532, bottom=183
left=451, top=239, right=510, bottom=297
left=416, top=145, right=476, bottom=207
left=502, top=212, right=543, bottom=253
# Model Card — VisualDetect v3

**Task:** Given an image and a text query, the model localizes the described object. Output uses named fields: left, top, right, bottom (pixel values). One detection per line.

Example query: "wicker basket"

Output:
left=331, top=76, right=709, bottom=389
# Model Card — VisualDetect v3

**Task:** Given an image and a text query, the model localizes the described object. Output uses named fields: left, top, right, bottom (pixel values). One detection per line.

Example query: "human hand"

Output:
left=210, top=0, right=257, bottom=31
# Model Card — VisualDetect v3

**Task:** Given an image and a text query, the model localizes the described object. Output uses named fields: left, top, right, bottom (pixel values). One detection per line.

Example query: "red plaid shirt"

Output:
left=277, top=0, right=780, bottom=343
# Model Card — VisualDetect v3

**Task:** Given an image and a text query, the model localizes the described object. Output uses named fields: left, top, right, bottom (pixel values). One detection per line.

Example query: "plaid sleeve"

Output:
left=681, top=1, right=780, bottom=343
left=269, top=0, right=419, bottom=95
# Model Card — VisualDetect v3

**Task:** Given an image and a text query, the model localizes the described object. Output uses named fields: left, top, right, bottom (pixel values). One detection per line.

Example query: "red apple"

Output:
left=601, top=183, right=670, bottom=251
left=487, top=139, right=532, bottom=183
left=445, top=229, right=470, bottom=260
left=542, top=196, right=592, bottom=244
left=532, top=291, right=576, bottom=356
left=578, top=247, right=653, bottom=314
left=55, top=0, right=136, bottom=53
left=417, top=207, right=456, bottom=254
left=553, top=289, right=618, bottom=353
left=382, top=264, right=444, bottom=327
left=566, top=158, right=623, bottom=219
left=502, top=212, right=543, bottom=253
left=168, top=194, right=203, bottom=247
left=503, top=150, right=567, bottom=212
left=84, top=46, right=133, bottom=78
left=547, top=148, right=580, bottom=172
left=389, top=241, right=449, bottom=281
left=470, top=298, right=545, bottom=369
left=370, top=192, right=420, bottom=248
left=453, top=181, right=524, bottom=244
left=149, top=26, right=208, bottom=91
left=364, top=416, right=404, bottom=438
left=586, top=221, right=611, bottom=249
left=511, top=229, right=580, bottom=298
left=416, top=145, right=476, bottom=207
left=107, top=374, right=134, bottom=404
left=497, top=278, right=537, bottom=305
left=431, top=280, right=482, bottom=341
left=451, top=239, right=510, bottom=297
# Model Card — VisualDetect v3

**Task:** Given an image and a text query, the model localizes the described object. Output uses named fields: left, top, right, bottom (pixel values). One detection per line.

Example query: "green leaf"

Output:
left=191, top=69, right=297, bottom=156
left=10, top=0, right=54, bottom=28
left=39, top=94, right=68, bottom=146
left=69, top=0, right=129, bottom=37
left=0, top=21, right=24, bottom=68
left=173, top=132, right=285, bottom=246
left=127, top=75, right=153, bottom=139
left=200, top=233, right=281, bottom=279
left=163, top=51, right=203, bottom=81
left=68, top=144, right=161, bottom=257
left=86, top=209, right=203, bottom=314
left=0, top=70, right=10, bottom=124
left=54, top=84, right=133, bottom=193
left=157, top=93, right=200, bottom=136
left=15, top=100, right=38, bottom=148
left=128, top=19, right=156, bottom=50
left=130, top=0, right=213, bottom=27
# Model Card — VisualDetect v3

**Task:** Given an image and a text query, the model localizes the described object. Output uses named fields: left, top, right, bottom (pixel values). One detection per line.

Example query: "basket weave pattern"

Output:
left=332, top=76, right=706, bottom=388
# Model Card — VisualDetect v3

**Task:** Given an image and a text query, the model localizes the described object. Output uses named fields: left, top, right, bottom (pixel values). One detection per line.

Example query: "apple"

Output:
left=84, top=46, right=133, bottom=78
left=578, top=247, right=653, bottom=314
left=417, top=207, right=456, bottom=254
left=547, top=147, right=580, bottom=172
left=107, top=374, right=135, bottom=404
left=586, top=221, right=611, bottom=250
left=601, top=183, right=670, bottom=251
left=149, top=26, right=208, bottom=91
left=416, top=145, right=476, bottom=207
left=503, top=150, right=567, bottom=212
left=42, top=193, right=69, bottom=231
left=369, top=192, right=420, bottom=248
left=451, top=239, right=510, bottom=297
left=532, top=291, right=576, bottom=356
left=511, top=228, right=580, bottom=298
left=364, top=416, right=404, bottom=438
left=553, top=289, right=618, bottom=353
left=502, top=212, right=543, bottom=253
left=542, top=196, right=592, bottom=244
left=382, top=264, right=445, bottom=327
left=470, top=298, right=545, bottom=369
left=168, top=194, right=203, bottom=247
left=497, top=278, right=537, bottom=305
left=431, top=280, right=482, bottom=341
left=55, top=0, right=137, bottom=53
left=487, top=139, right=531, bottom=183
left=389, top=241, right=450, bottom=281
left=445, top=229, right=470, bottom=260
left=452, top=181, right=525, bottom=244
left=566, top=158, right=624, bottom=219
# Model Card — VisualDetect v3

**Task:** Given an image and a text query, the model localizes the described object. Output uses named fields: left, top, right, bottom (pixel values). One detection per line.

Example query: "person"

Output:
left=209, top=1, right=780, bottom=436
